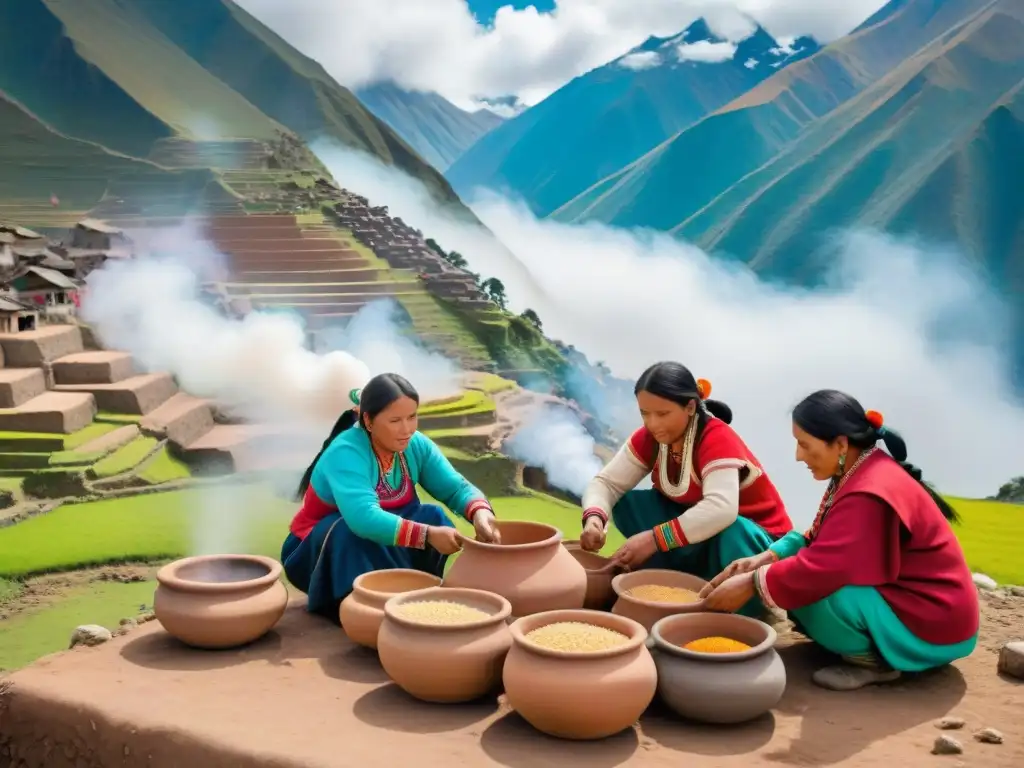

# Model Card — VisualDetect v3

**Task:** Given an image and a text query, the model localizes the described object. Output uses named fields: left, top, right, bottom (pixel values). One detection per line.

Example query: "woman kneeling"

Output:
left=702, top=390, right=979, bottom=691
left=281, top=373, right=499, bottom=621
left=579, top=362, right=793, bottom=617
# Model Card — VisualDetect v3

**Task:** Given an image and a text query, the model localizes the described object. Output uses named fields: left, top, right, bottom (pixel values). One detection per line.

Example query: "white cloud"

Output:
left=312, top=141, right=1024, bottom=528
left=235, top=0, right=889, bottom=107
left=618, top=50, right=662, bottom=70
left=675, top=40, right=738, bottom=63
left=744, top=57, right=759, bottom=68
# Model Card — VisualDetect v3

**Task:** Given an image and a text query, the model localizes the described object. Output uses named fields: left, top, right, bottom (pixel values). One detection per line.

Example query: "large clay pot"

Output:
left=649, top=612, right=786, bottom=724
left=503, top=609, right=657, bottom=740
left=610, top=569, right=708, bottom=631
left=568, top=549, right=618, bottom=611
left=340, top=569, right=443, bottom=649
left=154, top=554, right=288, bottom=649
left=377, top=586, right=512, bottom=703
left=443, top=521, right=587, bottom=617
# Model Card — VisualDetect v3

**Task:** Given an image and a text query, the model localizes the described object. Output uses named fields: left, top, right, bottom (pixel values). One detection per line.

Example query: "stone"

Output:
left=68, top=624, right=112, bottom=649
left=998, top=641, right=1024, bottom=680
left=974, top=728, right=1004, bottom=745
left=932, top=735, right=964, bottom=755
left=972, top=572, right=998, bottom=591
left=1008, top=586, right=1024, bottom=598
left=936, top=716, right=966, bottom=730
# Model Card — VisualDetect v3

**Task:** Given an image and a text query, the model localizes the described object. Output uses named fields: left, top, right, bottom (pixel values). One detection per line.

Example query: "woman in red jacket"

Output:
left=701, top=389, right=979, bottom=691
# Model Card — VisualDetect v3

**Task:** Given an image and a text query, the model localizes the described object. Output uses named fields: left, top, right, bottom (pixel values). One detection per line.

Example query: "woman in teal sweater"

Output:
left=282, top=373, right=500, bottom=620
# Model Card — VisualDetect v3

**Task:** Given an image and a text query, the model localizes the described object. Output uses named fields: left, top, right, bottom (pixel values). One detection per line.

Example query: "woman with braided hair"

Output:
left=281, top=373, right=500, bottom=621
left=579, top=362, right=793, bottom=617
left=701, top=389, right=979, bottom=691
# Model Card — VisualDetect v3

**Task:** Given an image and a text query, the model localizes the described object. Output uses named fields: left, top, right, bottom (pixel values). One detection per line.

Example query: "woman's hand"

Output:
left=580, top=516, right=607, bottom=552
left=610, top=530, right=659, bottom=571
left=701, top=572, right=757, bottom=613
left=427, top=526, right=464, bottom=555
left=473, top=509, right=502, bottom=544
left=698, top=551, right=773, bottom=598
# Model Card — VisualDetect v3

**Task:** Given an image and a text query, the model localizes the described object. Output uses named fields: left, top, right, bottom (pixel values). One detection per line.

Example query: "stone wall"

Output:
left=330, top=195, right=489, bottom=307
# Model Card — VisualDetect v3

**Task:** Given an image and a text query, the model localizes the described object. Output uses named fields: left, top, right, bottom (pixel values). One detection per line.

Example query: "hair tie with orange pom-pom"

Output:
left=865, top=409, right=884, bottom=433
left=696, top=378, right=712, bottom=400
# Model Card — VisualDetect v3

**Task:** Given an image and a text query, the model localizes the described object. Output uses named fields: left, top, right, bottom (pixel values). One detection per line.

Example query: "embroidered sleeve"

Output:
left=314, top=441, right=427, bottom=549
left=653, top=467, right=739, bottom=550
left=412, top=433, right=491, bottom=523
left=762, top=494, right=901, bottom=610
left=696, top=420, right=762, bottom=489
left=581, top=432, right=652, bottom=526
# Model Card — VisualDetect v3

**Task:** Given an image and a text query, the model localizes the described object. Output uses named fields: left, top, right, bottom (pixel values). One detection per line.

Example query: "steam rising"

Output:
left=504, top=406, right=602, bottom=497
left=314, top=141, right=1024, bottom=526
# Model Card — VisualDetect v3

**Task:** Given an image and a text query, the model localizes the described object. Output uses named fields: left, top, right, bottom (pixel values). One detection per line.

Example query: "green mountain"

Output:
left=445, top=19, right=819, bottom=217
left=553, top=0, right=1021, bottom=281
left=357, top=83, right=505, bottom=170
left=0, top=0, right=461, bottom=223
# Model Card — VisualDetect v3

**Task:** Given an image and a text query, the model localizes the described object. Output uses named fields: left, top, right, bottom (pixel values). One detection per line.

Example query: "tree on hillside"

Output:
left=480, top=277, right=507, bottom=309
left=520, top=308, right=542, bottom=330
left=995, top=476, right=1024, bottom=503
left=445, top=250, right=469, bottom=269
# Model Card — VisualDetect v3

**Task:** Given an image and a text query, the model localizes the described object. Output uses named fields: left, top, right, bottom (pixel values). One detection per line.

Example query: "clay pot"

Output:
left=568, top=549, right=618, bottom=610
left=562, top=539, right=582, bottom=551
left=503, top=609, right=657, bottom=740
left=649, top=612, right=786, bottom=724
left=610, top=569, right=708, bottom=631
left=377, top=587, right=512, bottom=703
left=443, top=521, right=587, bottom=617
left=340, top=569, right=443, bottom=649
left=154, top=554, right=288, bottom=649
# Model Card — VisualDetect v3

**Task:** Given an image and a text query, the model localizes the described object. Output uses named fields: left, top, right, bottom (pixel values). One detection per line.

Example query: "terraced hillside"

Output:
left=0, top=0, right=463, bottom=231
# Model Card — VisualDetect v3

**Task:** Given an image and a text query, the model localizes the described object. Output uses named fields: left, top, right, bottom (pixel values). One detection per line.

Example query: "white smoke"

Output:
left=313, top=141, right=1024, bottom=527
left=315, top=298, right=461, bottom=401
left=504, top=405, right=603, bottom=497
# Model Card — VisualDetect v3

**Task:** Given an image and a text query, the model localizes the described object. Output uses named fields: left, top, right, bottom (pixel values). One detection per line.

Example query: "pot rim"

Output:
left=611, top=569, right=708, bottom=611
left=649, top=613, right=778, bottom=662
left=352, top=568, right=443, bottom=603
left=155, top=554, right=282, bottom=594
left=569, top=548, right=615, bottom=573
left=383, top=586, right=512, bottom=631
left=460, top=520, right=562, bottom=553
left=509, top=608, right=648, bottom=660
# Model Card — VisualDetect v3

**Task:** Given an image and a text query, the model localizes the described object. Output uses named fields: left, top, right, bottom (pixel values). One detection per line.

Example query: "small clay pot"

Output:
left=649, top=612, right=786, bottom=724
left=503, top=609, right=657, bottom=740
left=568, top=549, right=618, bottom=610
left=610, top=569, right=708, bottom=631
left=340, top=569, right=443, bottom=649
left=443, top=521, right=587, bottom=617
left=154, top=554, right=288, bottom=649
left=377, top=587, right=513, bottom=703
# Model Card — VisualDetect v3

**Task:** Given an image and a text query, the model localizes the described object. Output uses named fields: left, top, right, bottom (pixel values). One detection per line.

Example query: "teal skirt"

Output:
left=611, top=489, right=776, bottom=617
left=789, top=585, right=979, bottom=672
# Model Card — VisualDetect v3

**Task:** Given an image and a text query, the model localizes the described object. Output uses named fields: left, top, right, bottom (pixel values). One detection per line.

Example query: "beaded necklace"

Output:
left=804, top=447, right=877, bottom=541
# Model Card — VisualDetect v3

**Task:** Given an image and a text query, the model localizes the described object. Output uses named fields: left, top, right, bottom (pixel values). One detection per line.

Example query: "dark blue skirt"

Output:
left=280, top=499, right=454, bottom=621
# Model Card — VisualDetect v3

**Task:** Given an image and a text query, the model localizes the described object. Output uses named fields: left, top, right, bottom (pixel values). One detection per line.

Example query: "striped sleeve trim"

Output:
left=653, top=518, right=688, bottom=552
left=754, top=564, right=779, bottom=610
left=464, top=498, right=492, bottom=523
left=396, top=519, right=428, bottom=549
left=582, top=506, right=609, bottom=526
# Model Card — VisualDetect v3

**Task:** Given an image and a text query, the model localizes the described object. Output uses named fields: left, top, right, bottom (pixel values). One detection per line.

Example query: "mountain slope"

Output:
left=445, top=19, right=818, bottom=217
left=357, top=83, right=504, bottom=170
left=0, top=0, right=460, bottom=205
left=552, top=0, right=999, bottom=233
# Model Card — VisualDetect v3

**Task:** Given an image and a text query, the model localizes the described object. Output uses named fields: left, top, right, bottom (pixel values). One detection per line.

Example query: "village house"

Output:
left=0, top=294, right=38, bottom=334
left=71, top=218, right=129, bottom=251
left=9, top=266, right=80, bottom=321
left=0, top=223, right=48, bottom=250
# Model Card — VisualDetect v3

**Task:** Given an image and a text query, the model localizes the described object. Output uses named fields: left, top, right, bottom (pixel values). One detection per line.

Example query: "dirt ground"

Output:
left=0, top=589, right=1021, bottom=768
left=0, top=565, right=156, bottom=623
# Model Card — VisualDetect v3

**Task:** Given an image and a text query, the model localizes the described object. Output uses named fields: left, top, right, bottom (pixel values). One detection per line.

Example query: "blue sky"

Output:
left=468, top=1, right=556, bottom=25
